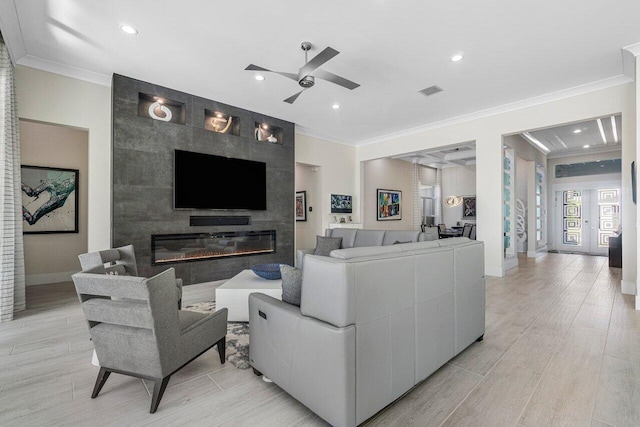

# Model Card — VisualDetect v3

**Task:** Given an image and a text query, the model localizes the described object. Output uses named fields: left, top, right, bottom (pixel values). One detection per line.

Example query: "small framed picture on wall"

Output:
left=377, top=189, right=402, bottom=221
left=462, top=196, right=476, bottom=219
left=295, top=191, right=307, bottom=221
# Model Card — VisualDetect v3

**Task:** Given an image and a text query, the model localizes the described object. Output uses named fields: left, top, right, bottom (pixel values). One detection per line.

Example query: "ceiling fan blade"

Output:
left=245, top=64, right=297, bottom=81
left=314, top=69, right=360, bottom=90
left=298, top=47, right=339, bottom=79
left=245, top=64, right=270, bottom=72
left=283, top=90, right=305, bottom=104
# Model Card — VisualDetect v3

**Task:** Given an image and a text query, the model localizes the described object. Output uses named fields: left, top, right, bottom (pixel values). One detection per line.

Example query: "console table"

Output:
left=609, top=233, right=622, bottom=268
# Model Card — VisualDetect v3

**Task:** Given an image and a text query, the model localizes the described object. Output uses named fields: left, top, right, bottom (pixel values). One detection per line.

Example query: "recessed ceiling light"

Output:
left=583, top=144, right=590, bottom=148
left=451, top=54, right=463, bottom=62
left=254, top=75, right=265, bottom=81
left=120, top=24, right=138, bottom=35
left=596, top=118, right=607, bottom=144
left=332, top=103, right=340, bottom=109
left=573, top=129, right=581, bottom=134
left=522, top=132, right=550, bottom=153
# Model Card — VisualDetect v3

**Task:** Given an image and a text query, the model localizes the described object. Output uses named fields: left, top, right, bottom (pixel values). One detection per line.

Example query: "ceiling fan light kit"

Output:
left=245, top=41, right=360, bottom=104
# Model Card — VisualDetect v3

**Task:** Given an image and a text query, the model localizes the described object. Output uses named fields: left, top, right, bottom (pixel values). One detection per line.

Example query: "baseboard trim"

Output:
left=503, top=257, right=519, bottom=274
left=26, top=271, right=77, bottom=286
left=527, top=247, right=548, bottom=258
left=486, top=266, right=504, bottom=278
left=621, top=280, right=636, bottom=295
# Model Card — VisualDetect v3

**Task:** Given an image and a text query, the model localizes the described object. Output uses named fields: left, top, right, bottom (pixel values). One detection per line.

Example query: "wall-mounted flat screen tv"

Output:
left=331, top=194, right=352, bottom=213
left=174, top=149, right=267, bottom=210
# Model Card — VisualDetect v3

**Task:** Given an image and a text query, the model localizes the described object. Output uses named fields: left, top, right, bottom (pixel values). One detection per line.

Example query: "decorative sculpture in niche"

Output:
left=211, top=116, right=232, bottom=133
left=148, top=101, right=173, bottom=122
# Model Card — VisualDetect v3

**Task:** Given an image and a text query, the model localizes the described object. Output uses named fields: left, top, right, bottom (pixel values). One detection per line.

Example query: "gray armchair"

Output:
left=78, top=244, right=183, bottom=308
left=72, top=267, right=228, bottom=413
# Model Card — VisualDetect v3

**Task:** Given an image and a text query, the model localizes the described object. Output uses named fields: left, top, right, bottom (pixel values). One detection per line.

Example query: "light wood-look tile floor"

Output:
left=0, top=253, right=636, bottom=426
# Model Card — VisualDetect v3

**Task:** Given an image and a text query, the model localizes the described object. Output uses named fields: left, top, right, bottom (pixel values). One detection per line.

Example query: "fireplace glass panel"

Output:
left=151, top=230, right=276, bottom=265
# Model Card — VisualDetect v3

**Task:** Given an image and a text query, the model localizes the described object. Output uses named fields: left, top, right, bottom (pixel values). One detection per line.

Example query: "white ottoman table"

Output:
left=215, top=269, right=282, bottom=321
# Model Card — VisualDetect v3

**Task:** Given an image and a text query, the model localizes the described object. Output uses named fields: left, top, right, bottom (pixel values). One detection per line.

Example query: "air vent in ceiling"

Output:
left=419, top=85, right=443, bottom=97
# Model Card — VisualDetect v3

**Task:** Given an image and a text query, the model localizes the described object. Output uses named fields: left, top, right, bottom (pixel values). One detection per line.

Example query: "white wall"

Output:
left=15, top=66, right=111, bottom=253
left=362, top=158, right=414, bottom=229
left=20, top=120, right=88, bottom=285
left=295, top=133, right=358, bottom=233
left=355, top=83, right=635, bottom=278
left=441, top=165, right=476, bottom=227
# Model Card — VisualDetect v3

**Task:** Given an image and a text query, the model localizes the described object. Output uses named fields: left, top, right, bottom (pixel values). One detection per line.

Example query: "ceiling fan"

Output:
left=245, top=41, right=360, bottom=104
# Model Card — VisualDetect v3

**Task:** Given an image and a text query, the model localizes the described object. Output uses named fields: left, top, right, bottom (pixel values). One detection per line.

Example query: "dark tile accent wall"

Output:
left=111, top=74, right=295, bottom=284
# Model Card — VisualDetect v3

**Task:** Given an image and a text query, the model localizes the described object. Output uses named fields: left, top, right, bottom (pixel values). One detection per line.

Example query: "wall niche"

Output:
left=112, top=74, right=295, bottom=284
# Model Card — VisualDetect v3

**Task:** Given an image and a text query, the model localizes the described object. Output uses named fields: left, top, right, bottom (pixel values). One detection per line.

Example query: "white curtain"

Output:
left=413, top=163, right=421, bottom=230
left=434, top=168, right=443, bottom=226
left=0, top=35, right=26, bottom=322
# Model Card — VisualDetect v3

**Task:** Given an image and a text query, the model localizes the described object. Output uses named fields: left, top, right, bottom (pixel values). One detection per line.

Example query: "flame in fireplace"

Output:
left=155, top=247, right=274, bottom=264
left=151, top=230, right=277, bottom=266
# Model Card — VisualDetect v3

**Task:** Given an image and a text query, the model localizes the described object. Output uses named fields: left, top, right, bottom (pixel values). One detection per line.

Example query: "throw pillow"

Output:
left=313, top=236, right=343, bottom=256
left=280, top=264, right=302, bottom=306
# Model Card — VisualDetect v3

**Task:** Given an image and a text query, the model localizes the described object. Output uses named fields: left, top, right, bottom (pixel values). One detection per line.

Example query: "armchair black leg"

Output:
left=476, top=334, right=484, bottom=342
left=216, top=336, right=226, bottom=364
left=253, top=368, right=263, bottom=376
left=91, top=368, right=111, bottom=398
left=150, top=377, right=170, bottom=414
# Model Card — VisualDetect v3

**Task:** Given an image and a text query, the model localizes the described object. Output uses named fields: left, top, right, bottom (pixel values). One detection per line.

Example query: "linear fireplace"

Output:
left=151, top=230, right=276, bottom=265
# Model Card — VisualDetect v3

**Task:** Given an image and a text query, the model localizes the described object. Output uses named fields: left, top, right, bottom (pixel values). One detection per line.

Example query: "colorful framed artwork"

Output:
left=377, top=189, right=401, bottom=221
left=295, top=191, right=307, bottom=221
left=21, top=165, right=79, bottom=234
left=462, top=196, right=476, bottom=219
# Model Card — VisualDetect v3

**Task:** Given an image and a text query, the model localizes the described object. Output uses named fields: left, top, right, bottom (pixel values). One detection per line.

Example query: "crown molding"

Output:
left=16, top=55, right=111, bottom=86
left=622, top=42, right=640, bottom=79
left=355, top=74, right=632, bottom=147
left=294, top=125, right=351, bottom=146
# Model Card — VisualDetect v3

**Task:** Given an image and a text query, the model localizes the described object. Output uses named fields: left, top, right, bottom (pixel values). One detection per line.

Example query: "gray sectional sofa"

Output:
left=249, top=236, right=485, bottom=427
left=296, top=227, right=439, bottom=267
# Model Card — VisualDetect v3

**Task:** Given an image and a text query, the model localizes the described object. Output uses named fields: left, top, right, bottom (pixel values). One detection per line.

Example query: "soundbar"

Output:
left=189, top=216, right=251, bottom=226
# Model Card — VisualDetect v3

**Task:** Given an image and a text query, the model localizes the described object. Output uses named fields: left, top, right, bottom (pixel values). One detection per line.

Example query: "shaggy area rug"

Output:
left=183, top=301, right=251, bottom=370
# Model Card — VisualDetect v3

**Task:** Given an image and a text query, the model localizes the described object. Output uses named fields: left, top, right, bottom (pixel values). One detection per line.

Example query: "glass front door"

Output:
left=555, top=188, right=620, bottom=255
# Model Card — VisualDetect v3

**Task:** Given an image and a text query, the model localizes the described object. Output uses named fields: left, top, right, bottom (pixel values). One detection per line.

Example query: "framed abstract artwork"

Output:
left=295, top=191, right=307, bottom=221
left=377, top=189, right=401, bottom=221
left=462, top=196, right=476, bottom=219
left=330, top=194, right=353, bottom=213
left=21, top=165, right=79, bottom=234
